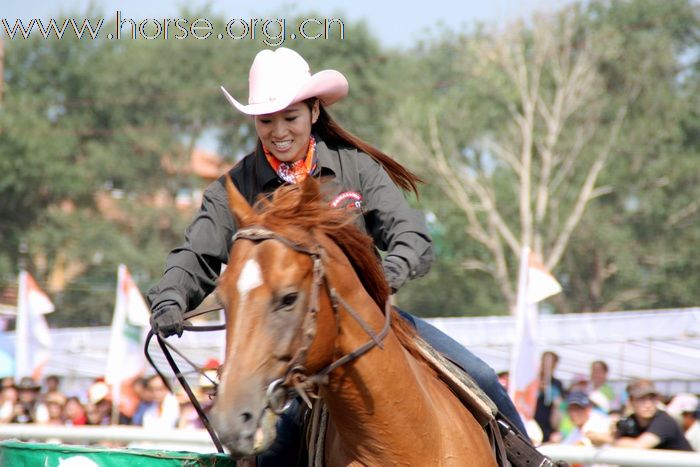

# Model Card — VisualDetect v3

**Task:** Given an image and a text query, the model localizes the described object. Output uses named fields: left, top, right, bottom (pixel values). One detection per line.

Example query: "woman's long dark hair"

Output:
left=310, top=101, right=423, bottom=196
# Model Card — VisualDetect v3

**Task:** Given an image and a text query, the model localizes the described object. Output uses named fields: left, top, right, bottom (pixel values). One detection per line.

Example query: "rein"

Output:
left=144, top=225, right=392, bottom=454
left=144, top=305, right=226, bottom=452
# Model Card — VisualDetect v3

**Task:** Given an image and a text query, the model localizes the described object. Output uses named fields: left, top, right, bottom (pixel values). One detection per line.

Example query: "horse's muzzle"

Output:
left=210, top=401, right=279, bottom=457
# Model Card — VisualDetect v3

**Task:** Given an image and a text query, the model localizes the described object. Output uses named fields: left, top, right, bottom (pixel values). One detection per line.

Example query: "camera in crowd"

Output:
left=615, top=416, right=641, bottom=438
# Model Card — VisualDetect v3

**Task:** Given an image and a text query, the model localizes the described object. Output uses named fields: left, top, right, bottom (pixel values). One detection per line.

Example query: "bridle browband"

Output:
left=145, top=225, right=392, bottom=453
left=232, top=226, right=392, bottom=413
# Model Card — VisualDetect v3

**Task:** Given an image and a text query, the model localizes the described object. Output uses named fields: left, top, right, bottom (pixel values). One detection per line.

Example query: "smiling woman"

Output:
left=256, top=102, right=317, bottom=160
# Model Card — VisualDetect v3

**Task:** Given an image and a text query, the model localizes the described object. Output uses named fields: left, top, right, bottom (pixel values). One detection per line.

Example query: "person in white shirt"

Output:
left=666, top=393, right=700, bottom=451
left=141, top=375, right=180, bottom=429
left=561, top=391, right=615, bottom=467
left=562, top=391, right=612, bottom=447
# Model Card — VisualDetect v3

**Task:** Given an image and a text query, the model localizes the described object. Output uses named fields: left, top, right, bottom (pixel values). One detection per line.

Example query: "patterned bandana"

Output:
left=263, top=136, right=317, bottom=184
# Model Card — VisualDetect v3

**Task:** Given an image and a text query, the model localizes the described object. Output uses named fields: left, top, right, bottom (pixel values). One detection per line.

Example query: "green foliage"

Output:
left=559, top=0, right=700, bottom=312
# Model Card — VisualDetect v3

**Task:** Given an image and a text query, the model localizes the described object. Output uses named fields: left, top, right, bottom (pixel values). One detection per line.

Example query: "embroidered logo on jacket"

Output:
left=330, top=191, right=363, bottom=209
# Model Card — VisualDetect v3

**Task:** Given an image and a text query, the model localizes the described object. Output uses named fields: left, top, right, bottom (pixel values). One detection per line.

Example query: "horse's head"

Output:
left=210, top=177, right=344, bottom=457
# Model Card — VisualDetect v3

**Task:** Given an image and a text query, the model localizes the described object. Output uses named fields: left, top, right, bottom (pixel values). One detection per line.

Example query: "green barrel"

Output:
left=0, top=441, right=236, bottom=466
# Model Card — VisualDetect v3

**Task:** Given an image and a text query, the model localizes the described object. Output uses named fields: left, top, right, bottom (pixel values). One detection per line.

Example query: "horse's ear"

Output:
left=299, top=176, right=321, bottom=208
left=225, top=176, right=254, bottom=226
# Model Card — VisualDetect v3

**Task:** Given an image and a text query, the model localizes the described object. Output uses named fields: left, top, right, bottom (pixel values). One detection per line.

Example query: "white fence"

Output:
left=540, top=444, right=700, bottom=466
left=1, top=424, right=700, bottom=466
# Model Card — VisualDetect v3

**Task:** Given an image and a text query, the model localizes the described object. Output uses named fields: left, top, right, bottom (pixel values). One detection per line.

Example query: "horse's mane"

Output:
left=250, top=178, right=388, bottom=307
left=245, top=178, right=425, bottom=362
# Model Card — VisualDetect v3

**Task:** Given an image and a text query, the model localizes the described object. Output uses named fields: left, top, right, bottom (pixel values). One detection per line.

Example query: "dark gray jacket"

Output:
left=147, top=137, right=434, bottom=313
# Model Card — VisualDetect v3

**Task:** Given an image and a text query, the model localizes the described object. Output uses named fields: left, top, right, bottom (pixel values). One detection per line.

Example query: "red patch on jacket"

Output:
left=330, top=191, right=363, bottom=209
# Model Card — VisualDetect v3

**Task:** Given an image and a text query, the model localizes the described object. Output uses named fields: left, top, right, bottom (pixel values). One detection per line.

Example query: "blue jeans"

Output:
left=258, top=311, right=526, bottom=466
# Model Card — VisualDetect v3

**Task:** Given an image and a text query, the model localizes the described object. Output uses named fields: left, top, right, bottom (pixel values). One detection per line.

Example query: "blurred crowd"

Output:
left=0, top=358, right=220, bottom=438
left=3, top=352, right=699, bottom=463
left=498, top=351, right=698, bottom=466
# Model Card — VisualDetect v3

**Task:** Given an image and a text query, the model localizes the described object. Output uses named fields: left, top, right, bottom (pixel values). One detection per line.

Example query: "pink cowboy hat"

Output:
left=221, top=47, right=349, bottom=116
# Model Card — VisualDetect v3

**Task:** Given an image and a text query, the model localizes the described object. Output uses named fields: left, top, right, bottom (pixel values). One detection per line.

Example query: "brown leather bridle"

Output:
left=231, top=226, right=392, bottom=414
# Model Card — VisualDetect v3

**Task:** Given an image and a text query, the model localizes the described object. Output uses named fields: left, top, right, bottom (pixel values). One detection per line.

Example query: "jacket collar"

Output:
left=254, top=134, right=340, bottom=190
left=315, top=136, right=341, bottom=177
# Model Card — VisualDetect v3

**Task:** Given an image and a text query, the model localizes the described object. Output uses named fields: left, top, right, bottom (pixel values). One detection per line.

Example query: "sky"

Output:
left=3, top=0, right=571, bottom=48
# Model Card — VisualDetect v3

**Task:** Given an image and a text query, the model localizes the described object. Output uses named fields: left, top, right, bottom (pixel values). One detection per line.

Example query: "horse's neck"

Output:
left=320, top=257, right=438, bottom=463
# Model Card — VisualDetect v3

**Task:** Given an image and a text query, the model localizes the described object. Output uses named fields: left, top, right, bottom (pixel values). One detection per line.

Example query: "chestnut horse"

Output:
left=210, top=176, right=497, bottom=466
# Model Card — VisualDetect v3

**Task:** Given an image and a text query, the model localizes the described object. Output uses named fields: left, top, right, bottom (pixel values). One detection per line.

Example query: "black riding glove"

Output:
left=383, top=256, right=410, bottom=294
left=150, top=302, right=185, bottom=338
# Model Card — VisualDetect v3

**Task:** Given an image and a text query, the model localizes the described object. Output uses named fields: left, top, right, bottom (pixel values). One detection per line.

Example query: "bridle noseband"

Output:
left=232, top=226, right=392, bottom=414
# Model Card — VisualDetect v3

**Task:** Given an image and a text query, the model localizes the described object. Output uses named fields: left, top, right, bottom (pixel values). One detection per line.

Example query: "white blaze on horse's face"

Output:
left=237, top=258, right=263, bottom=299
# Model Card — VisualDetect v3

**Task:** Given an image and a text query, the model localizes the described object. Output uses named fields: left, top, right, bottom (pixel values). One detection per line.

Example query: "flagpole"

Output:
left=508, top=247, right=532, bottom=402
left=15, top=241, right=28, bottom=382
left=14, top=271, right=27, bottom=382
left=109, top=265, right=126, bottom=425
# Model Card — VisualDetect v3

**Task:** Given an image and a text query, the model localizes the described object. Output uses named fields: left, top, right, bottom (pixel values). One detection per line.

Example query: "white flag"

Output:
left=15, top=271, right=54, bottom=381
left=105, top=265, right=150, bottom=403
left=508, top=248, right=562, bottom=421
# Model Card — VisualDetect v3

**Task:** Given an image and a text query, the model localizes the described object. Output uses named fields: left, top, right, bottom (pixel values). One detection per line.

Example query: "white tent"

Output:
left=428, top=307, right=700, bottom=395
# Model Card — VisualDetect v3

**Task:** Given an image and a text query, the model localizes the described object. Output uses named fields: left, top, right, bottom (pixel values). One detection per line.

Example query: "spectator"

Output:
left=666, top=393, right=700, bottom=451
left=562, top=391, right=612, bottom=446
left=44, top=392, right=66, bottom=425
left=0, top=378, right=18, bottom=423
left=176, top=392, right=199, bottom=429
left=535, top=351, right=565, bottom=443
left=177, top=384, right=214, bottom=430
left=569, top=374, right=590, bottom=394
left=85, top=380, right=113, bottom=425
left=590, top=360, right=618, bottom=412
left=42, top=375, right=61, bottom=394
left=561, top=391, right=614, bottom=467
left=178, top=362, right=218, bottom=429
left=117, top=376, right=145, bottom=423
left=63, top=396, right=88, bottom=426
left=86, top=378, right=130, bottom=425
left=559, top=374, right=591, bottom=439
left=85, top=405, right=110, bottom=426
left=12, top=377, right=48, bottom=424
left=605, top=379, right=692, bottom=451
left=141, top=375, right=180, bottom=429
left=131, top=377, right=154, bottom=426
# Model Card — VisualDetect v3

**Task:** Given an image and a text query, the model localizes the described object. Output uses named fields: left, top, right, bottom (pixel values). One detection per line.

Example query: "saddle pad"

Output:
left=412, top=335, right=499, bottom=427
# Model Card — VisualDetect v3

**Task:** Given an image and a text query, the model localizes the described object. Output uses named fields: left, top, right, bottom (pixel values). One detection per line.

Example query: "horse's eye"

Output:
left=279, top=292, right=298, bottom=310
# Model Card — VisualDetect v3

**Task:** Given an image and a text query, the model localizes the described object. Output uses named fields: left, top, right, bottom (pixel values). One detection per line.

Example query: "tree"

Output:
left=560, top=0, right=700, bottom=312
left=390, top=7, right=636, bottom=312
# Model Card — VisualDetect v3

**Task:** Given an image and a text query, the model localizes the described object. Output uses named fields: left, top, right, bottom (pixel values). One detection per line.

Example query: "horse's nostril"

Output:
left=240, top=411, right=253, bottom=423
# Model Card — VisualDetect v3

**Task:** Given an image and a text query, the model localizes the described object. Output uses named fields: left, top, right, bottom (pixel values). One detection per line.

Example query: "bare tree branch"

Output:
left=427, top=115, right=521, bottom=253
left=545, top=105, right=628, bottom=271
left=599, top=289, right=654, bottom=313
left=390, top=9, right=635, bottom=311
left=666, top=200, right=700, bottom=226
